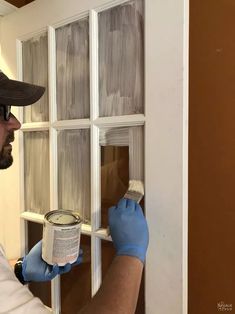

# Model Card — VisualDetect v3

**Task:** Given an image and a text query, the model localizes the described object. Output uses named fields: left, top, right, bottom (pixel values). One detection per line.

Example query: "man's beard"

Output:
left=0, top=132, right=14, bottom=169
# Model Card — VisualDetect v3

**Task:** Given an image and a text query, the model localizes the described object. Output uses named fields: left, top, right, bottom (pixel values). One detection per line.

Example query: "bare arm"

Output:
left=79, top=256, right=143, bottom=314
left=80, top=198, right=148, bottom=314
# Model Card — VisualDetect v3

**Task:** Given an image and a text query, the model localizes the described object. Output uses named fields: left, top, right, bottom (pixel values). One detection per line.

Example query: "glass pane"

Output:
left=101, top=146, right=129, bottom=227
left=61, top=235, right=91, bottom=313
left=99, top=0, right=144, bottom=117
left=24, top=131, right=50, bottom=214
left=22, top=33, right=49, bottom=122
left=101, top=240, right=145, bottom=313
left=58, top=129, right=90, bottom=223
left=56, top=18, right=90, bottom=120
left=27, top=221, right=51, bottom=307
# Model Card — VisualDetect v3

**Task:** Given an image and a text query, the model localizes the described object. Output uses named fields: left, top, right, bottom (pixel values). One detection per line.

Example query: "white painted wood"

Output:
left=20, top=212, right=92, bottom=234
left=51, top=11, right=89, bottom=30
left=52, top=119, right=90, bottom=130
left=90, top=123, right=102, bottom=295
left=17, top=27, right=48, bottom=42
left=20, top=212, right=44, bottom=224
left=20, top=122, right=50, bottom=131
left=48, top=24, right=60, bottom=314
left=95, top=114, right=145, bottom=127
left=91, top=236, right=102, bottom=296
left=89, top=8, right=102, bottom=295
left=183, top=0, right=189, bottom=312
left=94, top=0, right=131, bottom=12
left=81, top=223, right=92, bottom=235
left=51, top=276, right=61, bottom=314
left=144, top=0, right=188, bottom=313
left=0, top=0, right=189, bottom=313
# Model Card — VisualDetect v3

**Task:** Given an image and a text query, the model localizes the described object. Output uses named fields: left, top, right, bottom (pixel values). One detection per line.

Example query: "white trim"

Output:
left=0, top=0, right=17, bottom=16
left=51, top=276, right=61, bottom=314
left=20, top=212, right=44, bottom=224
left=81, top=223, right=92, bottom=235
left=91, top=236, right=102, bottom=296
left=20, top=212, right=92, bottom=234
left=90, top=124, right=102, bottom=296
left=48, top=24, right=60, bottom=314
left=52, top=119, right=91, bottom=130
left=183, top=0, right=189, bottom=312
left=94, top=114, right=145, bottom=127
left=94, top=0, right=130, bottom=13
left=90, top=8, right=102, bottom=297
left=17, top=27, right=48, bottom=42
left=51, top=11, right=89, bottom=29
left=20, top=122, right=50, bottom=131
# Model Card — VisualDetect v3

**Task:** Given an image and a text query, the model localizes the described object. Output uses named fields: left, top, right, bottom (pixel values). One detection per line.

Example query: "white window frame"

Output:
left=17, top=2, right=147, bottom=313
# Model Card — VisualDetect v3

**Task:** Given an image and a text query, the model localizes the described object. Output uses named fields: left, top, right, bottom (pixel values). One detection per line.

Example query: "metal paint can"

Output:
left=42, top=210, right=82, bottom=266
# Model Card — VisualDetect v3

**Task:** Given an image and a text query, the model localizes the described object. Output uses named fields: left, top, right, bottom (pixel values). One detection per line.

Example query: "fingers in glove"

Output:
left=60, top=263, right=72, bottom=274
left=46, top=264, right=59, bottom=280
left=135, top=202, right=144, bottom=216
left=126, top=198, right=136, bottom=212
left=117, top=198, right=127, bottom=209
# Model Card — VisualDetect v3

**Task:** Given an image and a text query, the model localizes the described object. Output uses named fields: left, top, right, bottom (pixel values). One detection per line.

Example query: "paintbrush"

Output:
left=106, top=180, right=144, bottom=236
left=124, top=180, right=144, bottom=203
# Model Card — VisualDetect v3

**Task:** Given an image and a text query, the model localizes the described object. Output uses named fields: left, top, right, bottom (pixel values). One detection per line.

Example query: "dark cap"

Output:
left=0, top=70, right=45, bottom=106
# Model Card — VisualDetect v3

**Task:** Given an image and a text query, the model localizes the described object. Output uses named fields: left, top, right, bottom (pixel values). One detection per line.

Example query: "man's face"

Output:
left=0, top=109, right=21, bottom=169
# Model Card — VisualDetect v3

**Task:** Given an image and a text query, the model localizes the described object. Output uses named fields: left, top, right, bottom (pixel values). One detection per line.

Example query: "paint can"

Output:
left=42, top=210, right=82, bottom=266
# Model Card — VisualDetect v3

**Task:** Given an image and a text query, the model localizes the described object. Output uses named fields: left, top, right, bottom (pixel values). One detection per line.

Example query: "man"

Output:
left=0, top=71, right=149, bottom=313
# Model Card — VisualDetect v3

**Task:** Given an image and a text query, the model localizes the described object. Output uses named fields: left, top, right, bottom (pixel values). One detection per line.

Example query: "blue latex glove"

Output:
left=22, top=241, right=83, bottom=282
left=108, top=198, right=149, bottom=263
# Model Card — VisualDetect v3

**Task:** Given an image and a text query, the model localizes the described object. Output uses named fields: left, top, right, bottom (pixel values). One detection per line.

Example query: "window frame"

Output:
left=17, top=2, right=146, bottom=313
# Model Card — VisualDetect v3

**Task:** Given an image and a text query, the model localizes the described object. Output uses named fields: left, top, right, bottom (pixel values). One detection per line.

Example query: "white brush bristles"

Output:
left=124, top=180, right=144, bottom=203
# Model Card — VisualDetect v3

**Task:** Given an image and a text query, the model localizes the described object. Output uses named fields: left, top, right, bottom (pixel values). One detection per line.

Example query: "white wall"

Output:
left=0, top=14, right=22, bottom=259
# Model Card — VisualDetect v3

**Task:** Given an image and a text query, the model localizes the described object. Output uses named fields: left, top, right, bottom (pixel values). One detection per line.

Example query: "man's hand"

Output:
left=108, top=198, right=149, bottom=264
left=22, top=241, right=83, bottom=282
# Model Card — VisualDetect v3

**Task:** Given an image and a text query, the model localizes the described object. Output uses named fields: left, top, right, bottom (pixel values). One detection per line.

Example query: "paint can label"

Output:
left=42, top=210, right=82, bottom=266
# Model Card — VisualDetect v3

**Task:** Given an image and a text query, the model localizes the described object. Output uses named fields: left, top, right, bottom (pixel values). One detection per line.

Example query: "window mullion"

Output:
left=48, top=25, right=61, bottom=314
left=90, top=9, right=102, bottom=296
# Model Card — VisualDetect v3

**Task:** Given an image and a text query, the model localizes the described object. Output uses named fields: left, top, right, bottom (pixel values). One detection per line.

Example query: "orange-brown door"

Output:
left=189, top=1, right=235, bottom=313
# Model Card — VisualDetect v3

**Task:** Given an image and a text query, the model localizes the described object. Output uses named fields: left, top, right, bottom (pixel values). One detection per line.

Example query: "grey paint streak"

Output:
left=100, top=126, right=144, bottom=181
left=129, top=126, right=144, bottom=180
left=24, top=131, right=50, bottom=214
left=58, top=129, right=91, bottom=223
left=22, top=33, right=49, bottom=122
left=99, top=0, right=144, bottom=117
left=56, top=18, right=90, bottom=120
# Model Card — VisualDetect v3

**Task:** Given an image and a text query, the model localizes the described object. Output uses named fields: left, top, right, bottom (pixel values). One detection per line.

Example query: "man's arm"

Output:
left=80, top=198, right=149, bottom=314
left=79, top=256, right=143, bottom=314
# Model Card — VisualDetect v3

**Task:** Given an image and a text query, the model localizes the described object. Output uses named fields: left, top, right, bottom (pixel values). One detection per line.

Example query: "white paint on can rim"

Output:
left=42, top=210, right=82, bottom=266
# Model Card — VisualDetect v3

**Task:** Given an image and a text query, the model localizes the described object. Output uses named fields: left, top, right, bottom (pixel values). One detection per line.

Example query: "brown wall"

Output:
left=189, top=0, right=235, bottom=313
